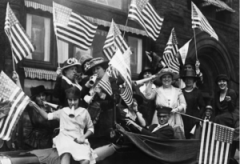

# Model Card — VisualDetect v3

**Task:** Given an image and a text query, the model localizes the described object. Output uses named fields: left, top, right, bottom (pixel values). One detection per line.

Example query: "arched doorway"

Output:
left=186, top=31, right=238, bottom=102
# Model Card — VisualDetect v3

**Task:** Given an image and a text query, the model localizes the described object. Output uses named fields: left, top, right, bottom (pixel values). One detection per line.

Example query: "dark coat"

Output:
left=141, top=124, right=174, bottom=140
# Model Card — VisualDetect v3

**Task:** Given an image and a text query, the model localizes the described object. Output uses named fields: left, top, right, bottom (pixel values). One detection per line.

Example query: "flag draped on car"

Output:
left=53, top=2, right=97, bottom=50
left=191, top=2, right=219, bottom=40
left=4, top=3, right=35, bottom=63
left=0, top=72, right=30, bottom=140
left=128, top=0, right=164, bottom=41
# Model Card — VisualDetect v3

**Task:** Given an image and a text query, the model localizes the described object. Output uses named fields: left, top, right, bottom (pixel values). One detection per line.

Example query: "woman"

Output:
left=82, top=57, right=119, bottom=139
left=214, top=74, right=237, bottom=128
left=30, top=86, right=96, bottom=164
left=117, top=94, right=146, bottom=133
left=53, top=58, right=82, bottom=107
left=181, top=70, right=205, bottom=139
left=134, top=66, right=156, bottom=126
left=23, top=85, right=58, bottom=149
left=144, top=68, right=186, bottom=139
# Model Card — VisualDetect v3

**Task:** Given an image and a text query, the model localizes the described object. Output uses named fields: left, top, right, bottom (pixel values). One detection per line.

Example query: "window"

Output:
left=26, top=14, right=51, bottom=62
left=73, top=29, right=143, bottom=74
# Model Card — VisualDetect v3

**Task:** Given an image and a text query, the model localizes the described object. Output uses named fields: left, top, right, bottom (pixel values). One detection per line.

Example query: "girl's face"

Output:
left=93, top=66, right=105, bottom=79
left=184, top=77, right=195, bottom=88
left=161, top=74, right=173, bottom=87
left=35, top=93, right=46, bottom=106
left=67, top=98, right=79, bottom=109
left=64, top=66, right=77, bottom=80
left=218, top=80, right=227, bottom=90
left=143, top=71, right=152, bottom=79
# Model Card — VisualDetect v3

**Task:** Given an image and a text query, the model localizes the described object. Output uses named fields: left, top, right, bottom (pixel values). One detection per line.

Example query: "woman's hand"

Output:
left=126, top=119, right=138, bottom=127
left=74, top=136, right=86, bottom=144
left=171, top=107, right=178, bottom=113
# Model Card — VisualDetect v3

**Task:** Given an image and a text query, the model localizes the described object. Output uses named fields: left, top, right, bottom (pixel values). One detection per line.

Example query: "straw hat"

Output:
left=61, top=58, right=81, bottom=73
left=84, top=57, right=109, bottom=75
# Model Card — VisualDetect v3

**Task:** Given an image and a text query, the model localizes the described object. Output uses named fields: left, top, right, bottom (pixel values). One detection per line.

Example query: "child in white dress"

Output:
left=30, top=86, right=96, bottom=164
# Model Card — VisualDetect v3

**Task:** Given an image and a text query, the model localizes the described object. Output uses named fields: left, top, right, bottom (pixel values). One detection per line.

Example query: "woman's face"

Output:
left=35, top=93, right=46, bottom=106
left=67, top=98, right=79, bottom=109
left=161, top=74, right=173, bottom=87
left=218, top=79, right=228, bottom=90
left=93, top=66, right=105, bottom=79
left=64, top=66, right=77, bottom=80
left=143, top=71, right=152, bottom=79
left=184, top=77, right=195, bottom=88
left=184, top=64, right=194, bottom=71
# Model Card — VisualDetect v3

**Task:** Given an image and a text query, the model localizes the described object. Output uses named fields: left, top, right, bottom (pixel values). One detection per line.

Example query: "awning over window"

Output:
left=24, top=67, right=57, bottom=81
left=24, top=0, right=147, bottom=36
left=202, top=0, right=235, bottom=12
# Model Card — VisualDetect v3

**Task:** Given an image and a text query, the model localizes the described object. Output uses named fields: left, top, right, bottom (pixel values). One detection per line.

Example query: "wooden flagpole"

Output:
left=9, top=38, right=16, bottom=72
left=55, top=35, right=60, bottom=68
left=193, top=29, right=199, bottom=61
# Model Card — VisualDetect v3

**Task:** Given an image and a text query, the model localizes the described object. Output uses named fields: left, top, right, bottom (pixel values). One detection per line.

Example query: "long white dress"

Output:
left=48, top=107, right=96, bottom=163
left=144, top=85, right=186, bottom=135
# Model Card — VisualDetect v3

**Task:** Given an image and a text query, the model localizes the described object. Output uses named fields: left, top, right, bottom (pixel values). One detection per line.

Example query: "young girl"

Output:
left=30, top=86, right=96, bottom=164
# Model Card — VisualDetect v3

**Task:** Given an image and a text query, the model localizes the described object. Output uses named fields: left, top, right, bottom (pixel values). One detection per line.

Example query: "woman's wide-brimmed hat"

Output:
left=138, top=66, right=154, bottom=80
left=79, top=53, right=93, bottom=74
left=84, top=57, right=109, bottom=75
left=61, top=58, right=81, bottom=73
left=158, top=68, right=178, bottom=80
left=215, top=74, right=229, bottom=84
left=181, top=70, right=198, bottom=80
left=30, top=85, right=49, bottom=98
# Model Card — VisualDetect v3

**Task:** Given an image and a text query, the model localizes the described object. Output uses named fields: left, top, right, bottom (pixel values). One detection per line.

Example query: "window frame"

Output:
left=23, top=8, right=57, bottom=70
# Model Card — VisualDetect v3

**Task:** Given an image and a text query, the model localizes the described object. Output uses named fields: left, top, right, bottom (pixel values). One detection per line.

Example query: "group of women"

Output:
left=18, top=55, right=238, bottom=164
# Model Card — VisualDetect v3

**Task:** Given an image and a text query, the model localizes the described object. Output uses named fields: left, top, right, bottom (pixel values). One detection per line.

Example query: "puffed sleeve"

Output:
left=143, top=82, right=157, bottom=100
left=85, top=110, right=94, bottom=134
left=48, top=109, right=61, bottom=120
left=177, top=89, right=187, bottom=113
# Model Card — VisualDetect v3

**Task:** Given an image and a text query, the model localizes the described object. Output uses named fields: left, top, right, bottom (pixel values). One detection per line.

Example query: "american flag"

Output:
left=97, top=72, right=112, bottom=96
left=128, top=0, right=164, bottom=41
left=199, top=120, right=234, bottom=164
left=0, top=72, right=30, bottom=140
left=109, top=48, right=133, bottom=107
left=53, top=2, right=97, bottom=51
left=4, top=3, right=35, bottom=63
left=191, top=2, right=219, bottom=40
left=163, top=28, right=180, bottom=74
left=103, top=20, right=128, bottom=60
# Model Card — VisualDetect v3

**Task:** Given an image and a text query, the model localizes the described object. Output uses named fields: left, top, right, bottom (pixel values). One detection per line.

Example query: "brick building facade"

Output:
left=0, top=0, right=239, bottom=102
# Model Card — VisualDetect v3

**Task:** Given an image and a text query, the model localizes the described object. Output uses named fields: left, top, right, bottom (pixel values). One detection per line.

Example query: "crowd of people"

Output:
left=9, top=55, right=238, bottom=164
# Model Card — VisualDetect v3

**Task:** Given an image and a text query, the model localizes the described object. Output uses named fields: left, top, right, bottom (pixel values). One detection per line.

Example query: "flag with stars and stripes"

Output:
left=53, top=2, right=97, bottom=51
left=103, top=20, right=128, bottom=60
left=191, top=2, right=219, bottom=40
left=128, top=0, right=164, bottom=41
left=162, top=28, right=180, bottom=74
left=4, top=3, right=35, bottom=63
left=199, top=120, right=234, bottom=164
left=97, top=72, right=112, bottom=96
left=0, top=71, right=30, bottom=140
left=109, top=48, right=133, bottom=107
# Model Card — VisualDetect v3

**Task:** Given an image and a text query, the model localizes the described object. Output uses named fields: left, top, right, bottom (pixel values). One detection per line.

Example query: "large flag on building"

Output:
left=0, top=71, right=30, bottom=140
left=53, top=2, right=97, bottom=51
left=4, top=3, right=35, bottom=63
left=163, top=28, right=180, bottom=74
left=199, top=120, right=234, bottom=164
left=128, top=0, right=164, bottom=41
left=191, top=2, right=219, bottom=40
left=103, top=20, right=128, bottom=60
left=109, top=48, right=133, bottom=106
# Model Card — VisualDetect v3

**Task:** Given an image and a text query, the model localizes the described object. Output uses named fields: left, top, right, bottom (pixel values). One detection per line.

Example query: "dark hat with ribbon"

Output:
left=156, top=106, right=172, bottom=114
left=30, top=85, right=49, bottom=98
left=138, top=66, right=154, bottom=80
left=61, top=58, right=81, bottom=73
left=84, top=57, right=109, bottom=75
left=215, top=74, right=229, bottom=84
left=181, top=69, right=198, bottom=80
left=79, top=53, right=93, bottom=74
left=65, top=86, right=81, bottom=100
